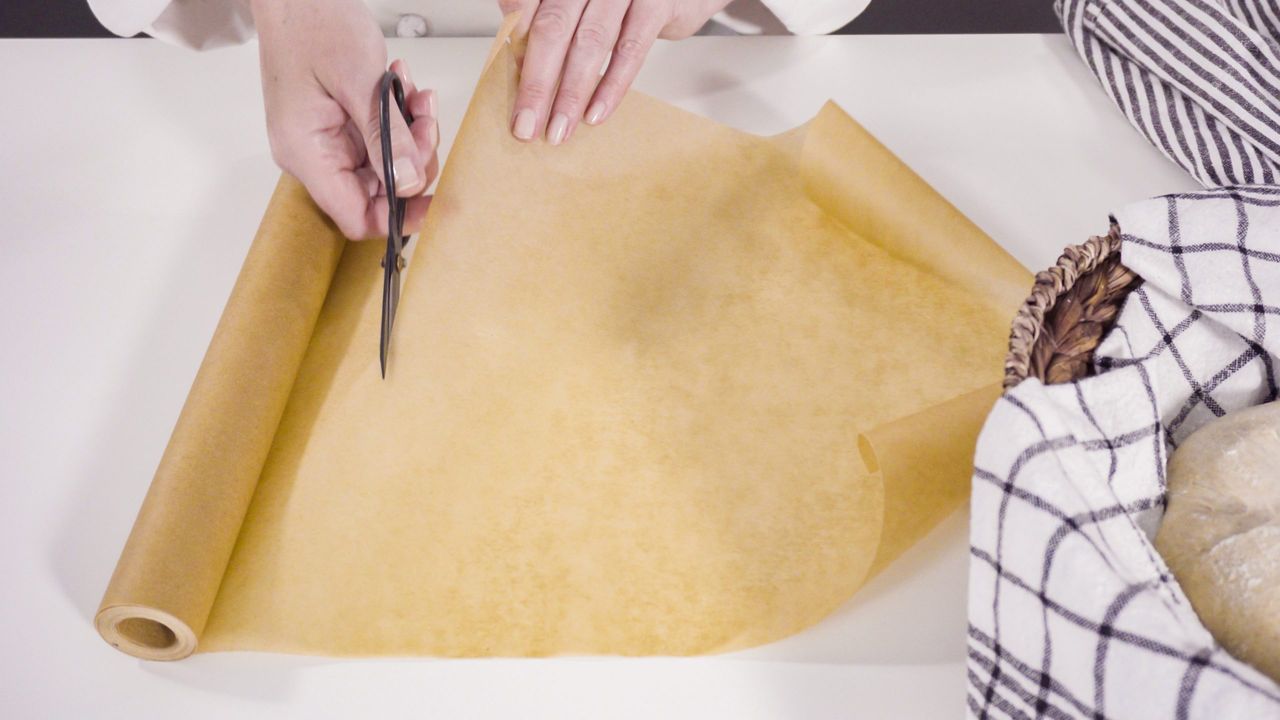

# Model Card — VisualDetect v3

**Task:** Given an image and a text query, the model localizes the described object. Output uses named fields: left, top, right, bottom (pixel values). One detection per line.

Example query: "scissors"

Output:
left=379, top=70, right=414, bottom=379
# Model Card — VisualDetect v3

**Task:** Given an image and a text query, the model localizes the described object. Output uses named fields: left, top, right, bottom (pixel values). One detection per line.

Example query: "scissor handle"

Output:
left=379, top=71, right=414, bottom=248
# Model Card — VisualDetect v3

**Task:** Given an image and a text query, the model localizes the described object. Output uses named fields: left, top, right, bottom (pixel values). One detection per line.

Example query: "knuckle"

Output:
left=614, top=36, right=647, bottom=61
left=521, top=79, right=553, bottom=103
left=531, top=7, right=572, bottom=40
left=598, top=77, right=626, bottom=99
left=573, top=21, right=611, bottom=51
left=556, top=87, right=585, bottom=108
left=660, top=7, right=699, bottom=39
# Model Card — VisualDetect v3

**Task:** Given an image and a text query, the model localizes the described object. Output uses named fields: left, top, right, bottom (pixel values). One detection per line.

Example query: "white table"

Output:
left=0, top=35, right=1196, bottom=719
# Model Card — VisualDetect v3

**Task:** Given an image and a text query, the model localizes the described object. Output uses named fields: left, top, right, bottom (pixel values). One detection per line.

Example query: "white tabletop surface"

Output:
left=0, top=34, right=1197, bottom=719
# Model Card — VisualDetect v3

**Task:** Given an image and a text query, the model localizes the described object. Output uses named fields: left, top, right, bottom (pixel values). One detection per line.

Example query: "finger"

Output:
left=403, top=194, right=433, bottom=235
left=399, top=80, right=440, bottom=193
left=391, top=60, right=440, bottom=154
left=423, top=152, right=439, bottom=191
left=348, top=86, right=435, bottom=199
left=408, top=115, right=441, bottom=192
left=585, top=1, right=661, bottom=127
left=390, top=58, right=417, bottom=96
left=355, top=166, right=380, bottom=198
left=547, top=0, right=628, bottom=144
left=498, top=0, right=535, bottom=35
left=406, top=86, right=437, bottom=122
left=511, top=0, right=588, bottom=141
left=341, top=63, right=426, bottom=197
left=660, top=0, right=728, bottom=40
left=405, top=87, right=440, bottom=193
left=498, top=0, right=540, bottom=66
left=297, top=161, right=378, bottom=240
left=368, top=136, right=437, bottom=200
left=369, top=194, right=433, bottom=237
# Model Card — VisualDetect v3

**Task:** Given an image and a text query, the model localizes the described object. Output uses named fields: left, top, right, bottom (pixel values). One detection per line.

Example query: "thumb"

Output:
left=344, top=70, right=426, bottom=198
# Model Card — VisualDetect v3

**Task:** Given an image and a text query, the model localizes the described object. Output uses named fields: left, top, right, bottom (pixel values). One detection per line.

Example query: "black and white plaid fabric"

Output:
left=966, top=187, right=1280, bottom=719
left=965, top=2, right=1280, bottom=717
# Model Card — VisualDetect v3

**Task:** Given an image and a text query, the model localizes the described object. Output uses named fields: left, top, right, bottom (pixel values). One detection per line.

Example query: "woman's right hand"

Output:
left=251, top=0, right=439, bottom=240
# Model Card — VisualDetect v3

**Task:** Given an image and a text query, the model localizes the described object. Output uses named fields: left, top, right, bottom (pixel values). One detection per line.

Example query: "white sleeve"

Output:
left=758, top=0, right=874, bottom=35
left=87, top=0, right=254, bottom=50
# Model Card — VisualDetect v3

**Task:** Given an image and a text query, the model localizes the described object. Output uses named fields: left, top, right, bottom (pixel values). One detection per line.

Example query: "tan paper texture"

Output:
left=96, top=32, right=1029, bottom=660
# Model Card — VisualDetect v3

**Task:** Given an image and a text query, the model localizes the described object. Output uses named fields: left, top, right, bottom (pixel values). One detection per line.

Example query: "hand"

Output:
left=499, top=0, right=732, bottom=145
left=252, top=0, right=440, bottom=240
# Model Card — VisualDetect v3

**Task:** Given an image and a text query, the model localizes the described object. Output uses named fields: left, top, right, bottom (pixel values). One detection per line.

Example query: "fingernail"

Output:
left=512, top=109, right=536, bottom=141
left=429, top=119, right=439, bottom=148
left=586, top=102, right=607, bottom=125
left=393, top=157, right=421, bottom=191
left=400, top=64, right=413, bottom=87
left=427, top=89, right=437, bottom=118
left=548, top=114, right=569, bottom=145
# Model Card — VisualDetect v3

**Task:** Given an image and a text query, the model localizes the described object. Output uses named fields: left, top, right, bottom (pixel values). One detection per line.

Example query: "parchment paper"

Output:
left=97, top=28, right=1029, bottom=660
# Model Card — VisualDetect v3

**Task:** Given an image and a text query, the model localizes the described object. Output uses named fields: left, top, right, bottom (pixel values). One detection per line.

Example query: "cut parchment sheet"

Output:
left=96, top=24, right=1030, bottom=660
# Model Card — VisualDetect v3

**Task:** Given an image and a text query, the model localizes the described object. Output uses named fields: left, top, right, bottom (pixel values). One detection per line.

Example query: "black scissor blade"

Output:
left=379, top=247, right=400, bottom=379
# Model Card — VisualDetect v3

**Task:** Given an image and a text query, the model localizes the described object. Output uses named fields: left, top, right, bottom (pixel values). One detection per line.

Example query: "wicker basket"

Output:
left=1004, top=224, right=1142, bottom=389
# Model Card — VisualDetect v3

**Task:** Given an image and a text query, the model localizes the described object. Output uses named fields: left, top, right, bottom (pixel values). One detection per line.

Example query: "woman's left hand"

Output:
left=498, top=0, right=732, bottom=144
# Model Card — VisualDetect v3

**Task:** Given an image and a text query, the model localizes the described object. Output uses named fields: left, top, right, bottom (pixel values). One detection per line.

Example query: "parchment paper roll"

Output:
left=95, top=177, right=346, bottom=660
left=97, top=23, right=1030, bottom=660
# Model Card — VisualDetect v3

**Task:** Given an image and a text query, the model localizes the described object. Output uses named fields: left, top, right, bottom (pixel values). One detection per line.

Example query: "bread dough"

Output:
left=1155, top=401, right=1280, bottom=683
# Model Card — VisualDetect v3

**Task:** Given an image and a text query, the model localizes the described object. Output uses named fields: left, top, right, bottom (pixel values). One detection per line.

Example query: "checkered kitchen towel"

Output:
left=965, top=2, right=1280, bottom=717
left=966, top=187, right=1280, bottom=720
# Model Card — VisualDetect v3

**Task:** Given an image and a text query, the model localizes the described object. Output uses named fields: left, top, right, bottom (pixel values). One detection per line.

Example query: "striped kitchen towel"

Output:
left=1058, top=0, right=1280, bottom=187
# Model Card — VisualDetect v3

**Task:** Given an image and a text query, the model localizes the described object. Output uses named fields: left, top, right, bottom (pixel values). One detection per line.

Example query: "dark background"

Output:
left=842, top=0, right=1060, bottom=34
left=0, top=0, right=1062, bottom=39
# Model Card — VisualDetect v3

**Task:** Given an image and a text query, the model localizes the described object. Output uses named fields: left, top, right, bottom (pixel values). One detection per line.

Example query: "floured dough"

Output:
left=1155, top=401, right=1280, bottom=683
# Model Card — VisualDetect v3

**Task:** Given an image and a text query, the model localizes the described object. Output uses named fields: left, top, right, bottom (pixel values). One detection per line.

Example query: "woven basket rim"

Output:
left=1004, top=224, right=1127, bottom=390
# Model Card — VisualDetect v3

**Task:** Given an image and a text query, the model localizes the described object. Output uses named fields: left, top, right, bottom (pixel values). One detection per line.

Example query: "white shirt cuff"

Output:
left=88, top=0, right=255, bottom=50
left=147, top=0, right=255, bottom=50
left=86, top=0, right=173, bottom=38
left=760, top=0, right=874, bottom=35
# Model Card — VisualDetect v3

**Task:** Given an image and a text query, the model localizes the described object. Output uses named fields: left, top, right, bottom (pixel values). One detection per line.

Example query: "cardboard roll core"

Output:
left=95, top=605, right=197, bottom=661
left=117, top=618, right=175, bottom=649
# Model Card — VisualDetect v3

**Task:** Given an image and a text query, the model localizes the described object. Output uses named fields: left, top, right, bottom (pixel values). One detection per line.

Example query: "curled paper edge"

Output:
left=858, top=383, right=1004, bottom=581
left=786, top=103, right=1030, bottom=318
